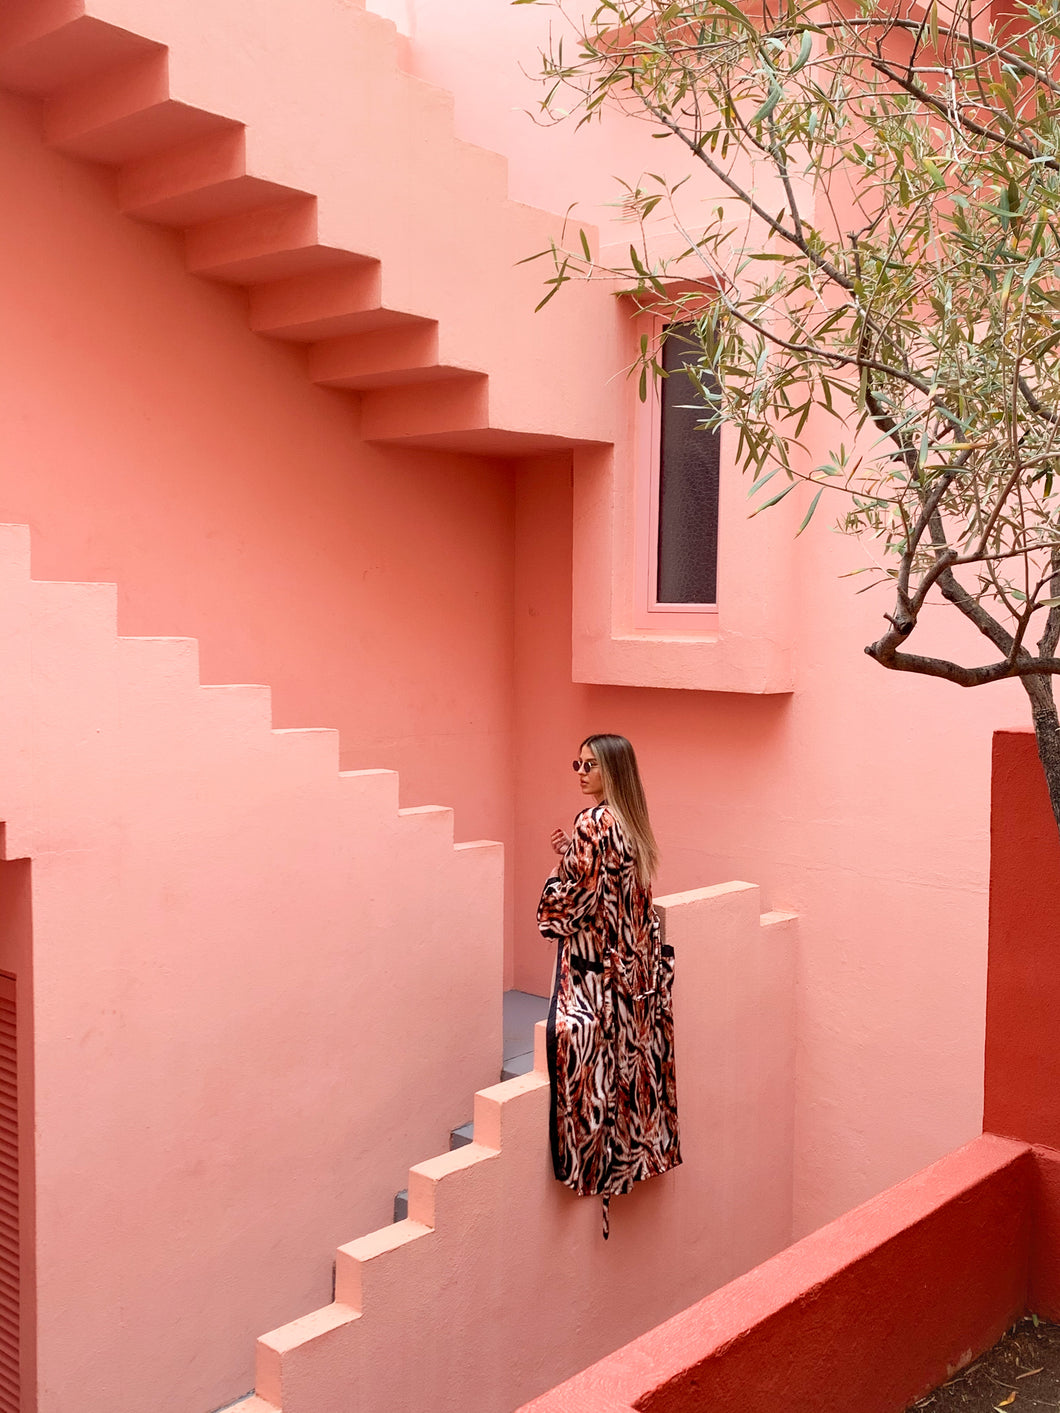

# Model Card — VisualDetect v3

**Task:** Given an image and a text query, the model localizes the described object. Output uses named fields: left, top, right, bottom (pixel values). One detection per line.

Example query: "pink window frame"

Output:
left=632, top=314, right=721, bottom=634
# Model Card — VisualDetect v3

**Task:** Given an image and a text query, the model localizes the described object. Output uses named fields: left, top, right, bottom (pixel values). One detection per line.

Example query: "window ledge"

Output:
left=574, top=628, right=793, bottom=694
left=571, top=443, right=796, bottom=695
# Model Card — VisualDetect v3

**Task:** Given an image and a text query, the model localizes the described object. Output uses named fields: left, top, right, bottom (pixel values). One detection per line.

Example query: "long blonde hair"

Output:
left=582, top=733, right=659, bottom=888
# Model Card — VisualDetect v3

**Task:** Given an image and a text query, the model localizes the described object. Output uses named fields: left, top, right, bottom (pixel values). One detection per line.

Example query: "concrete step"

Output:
left=392, top=1118, right=475, bottom=1221
left=44, top=47, right=224, bottom=164
left=0, top=7, right=157, bottom=100
left=307, top=326, right=478, bottom=392
left=247, top=265, right=428, bottom=344
left=119, top=126, right=300, bottom=228
left=389, top=996, right=549, bottom=1222
left=501, top=1051, right=535, bottom=1082
left=185, top=196, right=354, bottom=285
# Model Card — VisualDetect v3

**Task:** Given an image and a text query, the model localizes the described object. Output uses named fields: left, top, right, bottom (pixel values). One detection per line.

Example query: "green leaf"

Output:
left=702, top=0, right=755, bottom=33
left=796, top=488, right=824, bottom=535
left=534, top=282, right=565, bottom=312
left=1029, top=330, right=1060, bottom=360
left=748, top=466, right=784, bottom=496
left=790, top=30, right=813, bottom=75
left=752, top=82, right=783, bottom=124
left=579, top=228, right=592, bottom=261
left=752, top=481, right=798, bottom=514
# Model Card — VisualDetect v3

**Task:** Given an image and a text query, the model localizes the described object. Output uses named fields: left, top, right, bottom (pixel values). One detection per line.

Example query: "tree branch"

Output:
left=863, top=640, right=1060, bottom=683
left=867, top=56, right=1059, bottom=170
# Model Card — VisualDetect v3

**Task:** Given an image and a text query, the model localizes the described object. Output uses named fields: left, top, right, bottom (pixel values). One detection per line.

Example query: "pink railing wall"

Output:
left=518, top=1134, right=1036, bottom=1413
left=233, top=882, right=797, bottom=1413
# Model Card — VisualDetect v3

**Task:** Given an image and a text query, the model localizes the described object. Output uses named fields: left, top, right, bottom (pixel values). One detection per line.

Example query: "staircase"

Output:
left=0, top=519, right=504, bottom=1412
left=392, top=991, right=548, bottom=1222
left=220, top=888, right=798, bottom=1413
left=0, top=0, right=616, bottom=457
left=229, top=1023, right=553, bottom=1413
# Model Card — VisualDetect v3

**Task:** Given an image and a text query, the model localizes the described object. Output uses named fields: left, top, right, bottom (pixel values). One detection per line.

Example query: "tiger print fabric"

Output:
left=537, top=805, right=681, bottom=1226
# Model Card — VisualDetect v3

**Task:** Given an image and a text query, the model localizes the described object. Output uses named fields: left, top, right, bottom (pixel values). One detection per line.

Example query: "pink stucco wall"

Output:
left=516, top=733, right=1060, bottom=1411
left=359, top=0, right=1034, bottom=1241
left=0, top=1, right=1042, bottom=1408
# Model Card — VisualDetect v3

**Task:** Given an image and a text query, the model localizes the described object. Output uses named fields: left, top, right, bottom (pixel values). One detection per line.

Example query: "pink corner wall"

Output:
left=232, top=883, right=796, bottom=1413
left=0, top=521, right=503, bottom=1413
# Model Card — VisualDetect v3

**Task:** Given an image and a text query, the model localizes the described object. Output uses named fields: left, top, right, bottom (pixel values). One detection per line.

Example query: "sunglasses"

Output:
left=572, top=759, right=599, bottom=774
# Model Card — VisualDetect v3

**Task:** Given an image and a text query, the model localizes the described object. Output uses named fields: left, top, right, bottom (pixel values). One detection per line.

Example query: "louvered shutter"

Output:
left=0, top=974, right=19, bottom=1413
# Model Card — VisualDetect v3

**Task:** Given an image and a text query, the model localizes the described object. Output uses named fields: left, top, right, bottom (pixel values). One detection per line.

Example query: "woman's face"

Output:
left=575, top=744, right=605, bottom=804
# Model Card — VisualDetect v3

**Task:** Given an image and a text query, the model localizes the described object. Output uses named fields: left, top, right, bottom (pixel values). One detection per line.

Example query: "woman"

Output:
left=538, top=733, right=681, bottom=1238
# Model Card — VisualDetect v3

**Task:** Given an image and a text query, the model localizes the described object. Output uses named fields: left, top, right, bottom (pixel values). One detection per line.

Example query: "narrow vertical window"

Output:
left=656, top=323, right=720, bottom=606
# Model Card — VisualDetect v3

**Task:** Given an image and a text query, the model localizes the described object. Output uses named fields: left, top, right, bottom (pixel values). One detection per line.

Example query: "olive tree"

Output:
left=518, top=0, right=1060, bottom=834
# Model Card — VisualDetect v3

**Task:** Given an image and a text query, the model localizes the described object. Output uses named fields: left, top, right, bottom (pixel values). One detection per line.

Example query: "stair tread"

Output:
left=501, top=1051, right=535, bottom=1081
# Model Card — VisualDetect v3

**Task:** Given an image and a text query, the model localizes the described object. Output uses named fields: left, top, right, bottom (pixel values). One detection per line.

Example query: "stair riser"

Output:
left=0, top=0, right=605, bottom=448
left=0, top=11, right=153, bottom=99
left=119, top=125, right=267, bottom=225
left=184, top=197, right=364, bottom=285
left=307, top=327, right=477, bottom=391
left=248, top=266, right=434, bottom=344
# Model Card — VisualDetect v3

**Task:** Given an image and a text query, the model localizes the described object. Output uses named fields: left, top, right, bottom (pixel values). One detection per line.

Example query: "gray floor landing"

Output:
left=501, top=988, right=550, bottom=1080
left=393, top=989, right=549, bottom=1221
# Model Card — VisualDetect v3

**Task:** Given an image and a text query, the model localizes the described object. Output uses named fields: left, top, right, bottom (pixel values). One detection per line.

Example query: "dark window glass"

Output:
left=657, top=324, right=720, bottom=605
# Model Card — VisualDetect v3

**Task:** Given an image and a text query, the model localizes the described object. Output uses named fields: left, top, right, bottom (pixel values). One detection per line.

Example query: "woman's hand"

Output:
left=550, top=827, right=572, bottom=856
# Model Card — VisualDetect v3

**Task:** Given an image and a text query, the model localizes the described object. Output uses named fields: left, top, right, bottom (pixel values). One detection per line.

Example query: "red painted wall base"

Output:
left=985, top=731, right=1060, bottom=1151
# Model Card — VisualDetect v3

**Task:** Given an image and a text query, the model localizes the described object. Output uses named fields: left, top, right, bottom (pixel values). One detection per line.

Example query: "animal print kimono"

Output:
left=537, top=804, right=681, bottom=1236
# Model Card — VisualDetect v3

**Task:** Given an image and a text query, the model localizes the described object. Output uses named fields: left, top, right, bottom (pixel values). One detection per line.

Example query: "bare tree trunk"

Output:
left=1023, top=674, right=1060, bottom=838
